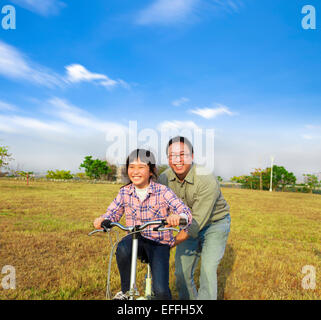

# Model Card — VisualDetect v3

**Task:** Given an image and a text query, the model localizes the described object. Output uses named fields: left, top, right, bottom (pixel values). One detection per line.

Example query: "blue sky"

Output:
left=0, top=0, right=320, bottom=180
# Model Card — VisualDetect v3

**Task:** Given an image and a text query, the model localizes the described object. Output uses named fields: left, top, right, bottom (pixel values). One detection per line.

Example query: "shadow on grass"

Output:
left=218, top=244, right=236, bottom=300
left=313, top=248, right=321, bottom=259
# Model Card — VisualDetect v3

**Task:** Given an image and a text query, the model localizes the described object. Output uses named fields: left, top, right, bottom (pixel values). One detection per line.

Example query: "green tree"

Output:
left=217, top=176, right=223, bottom=182
left=74, top=172, right=87, bottom=179
left=46, top=170, right=73, bottom=180
left=18, top=171, right=34, bottom=178
left=246, top=175, right=259, bottom=190
left=231, top=165, right=296, bottom=192
left=18, top=171, right=34, bottom=185
left=231, top=175, right=255, bottom=189
left=231, top=175, right=247, bottom=183
left=269, top=165, right=296, bottom=191
left=303, top=174, right=320, bottom=193
left=251, top=168, right=265, bottom=190
left=0, top=145, right=13, bottom=174
left=79, top=156, right=111, bottom=180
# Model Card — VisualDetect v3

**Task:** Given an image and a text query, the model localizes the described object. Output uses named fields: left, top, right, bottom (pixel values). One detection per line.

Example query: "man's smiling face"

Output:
left=168, top=141, right=193, bottom=181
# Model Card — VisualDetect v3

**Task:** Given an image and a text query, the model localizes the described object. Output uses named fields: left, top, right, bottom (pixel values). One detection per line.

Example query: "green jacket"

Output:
left=158, top=165, right=230, bottom=238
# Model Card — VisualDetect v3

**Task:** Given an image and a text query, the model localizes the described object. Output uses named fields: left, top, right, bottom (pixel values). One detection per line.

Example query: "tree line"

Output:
left=46, top=156, right=118, bottom=181
left=1, top=145, right=320, bottom=192
left=0, top=146, right=117, bottom=181
left=231, top=165, right=321, bottom=194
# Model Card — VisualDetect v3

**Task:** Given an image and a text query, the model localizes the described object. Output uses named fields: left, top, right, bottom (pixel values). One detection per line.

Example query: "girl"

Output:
left=93, top=149, right=192, bottom=300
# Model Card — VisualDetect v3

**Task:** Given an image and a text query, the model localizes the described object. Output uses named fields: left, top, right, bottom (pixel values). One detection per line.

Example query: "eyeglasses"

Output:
left=168, top=153, right=191, bottom=160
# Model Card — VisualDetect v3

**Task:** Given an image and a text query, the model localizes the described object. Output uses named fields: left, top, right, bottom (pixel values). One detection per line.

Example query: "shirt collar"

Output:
left=128, top=180, right=156, bottom=194
left=168, top=163, right=195, bottom=184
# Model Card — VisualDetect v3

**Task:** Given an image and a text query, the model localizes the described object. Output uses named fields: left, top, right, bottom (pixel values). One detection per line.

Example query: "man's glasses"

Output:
left=168, top=153, right=191, bottom=160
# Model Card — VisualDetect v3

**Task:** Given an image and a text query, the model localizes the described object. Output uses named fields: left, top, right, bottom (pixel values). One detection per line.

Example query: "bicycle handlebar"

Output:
left=88, top=217, right=187, bottom=236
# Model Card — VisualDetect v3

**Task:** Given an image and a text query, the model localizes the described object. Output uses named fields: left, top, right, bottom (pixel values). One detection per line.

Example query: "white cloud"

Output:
left=172, top=97, right=190, bottom=107
left=0, top=41, right=129, bottom=91
left=304, top=124, right=321, bottom=130
left=0, top=97, right=130, bottom=170
left=0, top=114, right=69, bottom=134
left=190, top=104, right=235, bottom=119
left=11, top=0, right=66, bottom=16
left=0, top=121, right=17, bottom=133
left=136, top=0, right=199, bottom=25
left=135, top=0, right=243, bottom=26
left=47, top=97, right=128, bottom=136
left=210, top=0, right=243, bottom=13
left=0, top=100, right=19, bottom=112
left=65, top=64, right=129, bottom=89
left=3, top=102, right=321, bottom=180
left=302, top=134, right=314, bottom=140
left=0, top=97, right=128, bottom=137
left=157, top=120, right=200, bottom=131
left=301, top=124, right=321, bottom=140
left=0, top=41, right=63, bottom=88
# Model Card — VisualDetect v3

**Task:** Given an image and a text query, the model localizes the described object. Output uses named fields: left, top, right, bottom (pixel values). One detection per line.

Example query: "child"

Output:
left=93, top=149, right=192, bottom=300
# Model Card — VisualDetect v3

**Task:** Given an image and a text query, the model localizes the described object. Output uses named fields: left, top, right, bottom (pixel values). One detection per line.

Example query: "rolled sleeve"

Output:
left=163, top=188, right=192, bottom=228
left=186, top=177, right=220, bottom=238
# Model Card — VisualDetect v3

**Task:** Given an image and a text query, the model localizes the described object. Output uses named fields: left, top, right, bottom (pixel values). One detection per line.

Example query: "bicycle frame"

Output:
left=89, top=219, right=186, bottom=300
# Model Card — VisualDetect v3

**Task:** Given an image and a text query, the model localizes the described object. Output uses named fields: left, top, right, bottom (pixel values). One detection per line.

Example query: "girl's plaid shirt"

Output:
left=101, top=180, right=192, bottom=247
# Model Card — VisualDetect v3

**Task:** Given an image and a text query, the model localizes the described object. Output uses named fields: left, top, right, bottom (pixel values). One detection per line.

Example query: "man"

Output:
left=158, top=136, right=231, bottom=300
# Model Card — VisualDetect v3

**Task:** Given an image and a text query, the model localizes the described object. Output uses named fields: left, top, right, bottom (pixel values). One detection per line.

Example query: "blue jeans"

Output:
left=175, top=214, right=231, bottom=300
left=116, top=234, right=172, bottom=300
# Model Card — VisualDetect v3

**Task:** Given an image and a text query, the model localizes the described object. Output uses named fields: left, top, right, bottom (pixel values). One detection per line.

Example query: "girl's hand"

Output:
left=93, top=217, right=105, bottom=229
left=166, top=214, right=181, bottom=227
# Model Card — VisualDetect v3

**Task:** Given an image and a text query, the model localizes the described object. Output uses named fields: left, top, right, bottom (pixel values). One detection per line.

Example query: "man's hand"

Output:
left=173, top=229, right=189, bottom=247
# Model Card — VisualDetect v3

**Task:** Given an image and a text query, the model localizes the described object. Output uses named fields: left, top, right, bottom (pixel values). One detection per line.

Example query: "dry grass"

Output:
left=0, top=179, right=320, bottom=300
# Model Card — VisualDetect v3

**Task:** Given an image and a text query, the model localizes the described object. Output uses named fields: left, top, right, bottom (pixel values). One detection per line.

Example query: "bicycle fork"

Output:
left=129, top=231, right=139, bottom=300
left=128, top=229, right=152, bottom=300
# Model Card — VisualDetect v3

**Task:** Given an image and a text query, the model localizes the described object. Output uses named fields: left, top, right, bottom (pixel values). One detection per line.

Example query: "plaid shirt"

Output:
left=101, top=180, right=192, bottom=247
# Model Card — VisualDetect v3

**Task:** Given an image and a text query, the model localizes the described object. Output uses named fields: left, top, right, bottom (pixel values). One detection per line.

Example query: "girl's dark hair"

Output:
left=166, top=136, right=194, bottom=155
left=123, top=149, right=157, bottom=186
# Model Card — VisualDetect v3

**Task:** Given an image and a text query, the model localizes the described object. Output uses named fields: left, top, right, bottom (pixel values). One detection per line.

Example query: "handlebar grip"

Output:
left=161, top=218, right=187, bottom=226
left=179, top=217, right=187, bottom=226
left=101, top=219, right=112, bottom=231
left=154, top=218, right=187, bottom=230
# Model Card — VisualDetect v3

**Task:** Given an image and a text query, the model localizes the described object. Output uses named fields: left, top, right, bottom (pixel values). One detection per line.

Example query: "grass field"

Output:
left=0, top=179, right=320, bottom=300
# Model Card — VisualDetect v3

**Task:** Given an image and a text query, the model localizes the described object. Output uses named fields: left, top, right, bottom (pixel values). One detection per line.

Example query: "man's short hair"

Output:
left=166, top=136, right=194, bottom=155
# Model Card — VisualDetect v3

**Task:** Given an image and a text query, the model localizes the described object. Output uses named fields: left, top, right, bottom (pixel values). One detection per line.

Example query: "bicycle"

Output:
left=88, top=218, right=187, bottom=300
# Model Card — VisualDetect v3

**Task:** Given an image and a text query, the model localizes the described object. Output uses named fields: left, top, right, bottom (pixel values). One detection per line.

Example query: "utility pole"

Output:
left=269, top=156, right=274, bottom=192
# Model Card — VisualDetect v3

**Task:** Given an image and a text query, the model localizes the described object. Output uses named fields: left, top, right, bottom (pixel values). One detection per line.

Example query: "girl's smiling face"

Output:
left=128, top=158, right=152, bottom=189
